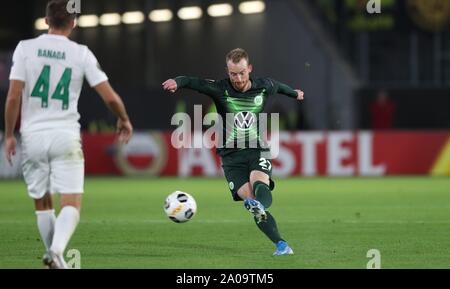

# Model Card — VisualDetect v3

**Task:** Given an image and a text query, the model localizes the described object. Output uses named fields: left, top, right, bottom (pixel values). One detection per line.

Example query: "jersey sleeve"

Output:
left=174, top=76, right=222, bottom=98
left=266, top=78, right=298, bottom=99
left=83, top=47, right=108, bottom=87
left=9, top=41, right=26, bottom=82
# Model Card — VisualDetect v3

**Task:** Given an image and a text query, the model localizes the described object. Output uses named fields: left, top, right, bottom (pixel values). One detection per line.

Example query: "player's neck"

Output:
left=48, top=28, right=71, bottom=38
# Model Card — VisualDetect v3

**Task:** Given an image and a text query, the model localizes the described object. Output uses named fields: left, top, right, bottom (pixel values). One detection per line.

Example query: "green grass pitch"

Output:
left=0, top=177, right=449, bottom=268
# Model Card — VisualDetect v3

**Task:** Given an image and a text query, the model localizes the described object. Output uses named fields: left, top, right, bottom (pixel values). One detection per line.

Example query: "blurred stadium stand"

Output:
left=1, top=0, right=449, bottom=130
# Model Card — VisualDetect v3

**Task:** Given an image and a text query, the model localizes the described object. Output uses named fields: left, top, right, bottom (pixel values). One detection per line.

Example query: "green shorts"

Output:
left=221, top=149, right=275, bottom=201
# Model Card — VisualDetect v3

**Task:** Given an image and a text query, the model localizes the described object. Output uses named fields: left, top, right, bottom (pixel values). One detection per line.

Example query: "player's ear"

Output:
left=248, top=64, right=253, bottom=73
left=45, top=17, right=49, bottom=26
left=72, top=18, right=77, bottom=28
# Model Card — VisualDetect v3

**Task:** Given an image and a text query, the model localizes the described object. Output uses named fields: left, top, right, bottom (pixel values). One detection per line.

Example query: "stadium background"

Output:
left=0, top=0, right=450, bottom=269
left=1, top=0, right=449, bottom=178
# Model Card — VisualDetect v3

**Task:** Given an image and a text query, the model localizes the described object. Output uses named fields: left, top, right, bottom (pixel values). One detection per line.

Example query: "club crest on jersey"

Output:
left=234, top=111, right=256, bottom=131
left=254, top=95, right=263, bottom=106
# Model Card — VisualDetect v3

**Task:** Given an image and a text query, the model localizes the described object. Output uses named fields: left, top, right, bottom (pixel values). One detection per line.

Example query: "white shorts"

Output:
left=21, top=130, right=84, bottom=199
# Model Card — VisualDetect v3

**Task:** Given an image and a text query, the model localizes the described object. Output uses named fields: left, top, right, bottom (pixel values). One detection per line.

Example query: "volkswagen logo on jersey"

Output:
left=234, top=111, right=256, bottom=131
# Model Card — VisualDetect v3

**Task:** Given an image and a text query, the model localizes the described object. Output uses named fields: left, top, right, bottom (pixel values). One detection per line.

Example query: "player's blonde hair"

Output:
left=226, top=48, right=250, bottom=64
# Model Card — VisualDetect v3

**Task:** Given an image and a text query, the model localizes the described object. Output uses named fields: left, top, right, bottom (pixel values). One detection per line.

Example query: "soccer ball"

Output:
left=164, top=191, right=197, bottom=223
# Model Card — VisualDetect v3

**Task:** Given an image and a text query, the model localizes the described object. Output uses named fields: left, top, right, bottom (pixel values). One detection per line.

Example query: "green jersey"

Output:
left=174, top=76, right=298, bottom=156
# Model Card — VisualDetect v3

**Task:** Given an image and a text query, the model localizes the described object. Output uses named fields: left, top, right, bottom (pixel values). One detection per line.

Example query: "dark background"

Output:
left=1, top=0, right=449, bottom=131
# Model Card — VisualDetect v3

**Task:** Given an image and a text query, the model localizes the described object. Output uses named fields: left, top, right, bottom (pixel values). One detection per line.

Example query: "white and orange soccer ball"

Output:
left=164, top=191, right=197, bottom=223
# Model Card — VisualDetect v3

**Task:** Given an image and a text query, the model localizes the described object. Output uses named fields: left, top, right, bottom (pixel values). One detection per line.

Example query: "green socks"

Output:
left=252, top=181, right=283, bottom=244
left=253, top=181, right=272, bottom=208
left=254, top=212, right=283, bottom=244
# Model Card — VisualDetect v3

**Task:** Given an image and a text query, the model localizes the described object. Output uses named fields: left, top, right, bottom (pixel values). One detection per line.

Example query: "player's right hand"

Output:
left=116, top=119, right=133, bottom=144
left=162, top=79, right=178, bottom=93
left=4, top=136, right=17, bottom=166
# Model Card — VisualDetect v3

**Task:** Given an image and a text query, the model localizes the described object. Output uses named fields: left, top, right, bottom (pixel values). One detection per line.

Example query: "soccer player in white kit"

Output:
left=3, top=0, right=133, bottom=268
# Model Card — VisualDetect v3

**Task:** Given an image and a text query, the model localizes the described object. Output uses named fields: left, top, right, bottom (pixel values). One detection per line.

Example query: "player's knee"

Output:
left=60, top=194, right=82, bottom=211
left=249, top=171, right=270, bottom=187
left=34, top=192, right=53, bottom=210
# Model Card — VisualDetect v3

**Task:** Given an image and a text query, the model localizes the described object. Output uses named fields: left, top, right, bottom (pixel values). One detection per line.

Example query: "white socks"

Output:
left=49, top=206, right=80, bottom=256
left=35, top=210, right=56, bottom=251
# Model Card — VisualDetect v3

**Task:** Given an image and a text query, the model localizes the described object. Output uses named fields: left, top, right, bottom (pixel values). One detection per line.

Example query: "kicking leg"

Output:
left=236, top=182, right=267, bottom=222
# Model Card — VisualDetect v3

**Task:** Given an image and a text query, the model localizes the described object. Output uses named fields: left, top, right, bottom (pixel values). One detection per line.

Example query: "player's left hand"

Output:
left=4, top=136, right=17, bottom=166
left=295, top=89, right=304, bottom=101
left=117, top=119, right=133, bottom=144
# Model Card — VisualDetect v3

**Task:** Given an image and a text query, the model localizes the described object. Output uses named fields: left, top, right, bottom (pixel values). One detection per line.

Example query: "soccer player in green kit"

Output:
left=162, top=48, right=304, bottom=256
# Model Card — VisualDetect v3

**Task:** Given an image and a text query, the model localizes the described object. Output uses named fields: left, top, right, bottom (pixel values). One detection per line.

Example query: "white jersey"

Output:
left=9, top=34, right=108, bottom=134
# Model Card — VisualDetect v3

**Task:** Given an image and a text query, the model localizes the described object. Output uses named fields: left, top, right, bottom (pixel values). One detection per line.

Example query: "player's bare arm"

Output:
left=94, top=81, right=133, bottom=144
left=4, top=80, right=24, bottom=165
